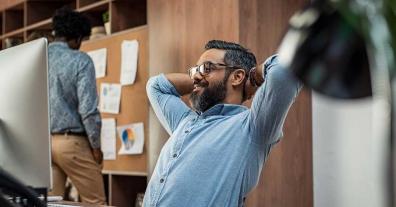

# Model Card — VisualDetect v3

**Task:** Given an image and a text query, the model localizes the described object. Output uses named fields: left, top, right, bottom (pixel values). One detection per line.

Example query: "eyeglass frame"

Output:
left=187, top=61, right=243, bottom=79
left=188, top=61, right=262, bottom=87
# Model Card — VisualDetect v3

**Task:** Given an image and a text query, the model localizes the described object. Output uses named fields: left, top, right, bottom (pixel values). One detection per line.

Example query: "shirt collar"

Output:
left=198, top=104, right=248, bottom=117
left=49, top=41, right=69, bottom=48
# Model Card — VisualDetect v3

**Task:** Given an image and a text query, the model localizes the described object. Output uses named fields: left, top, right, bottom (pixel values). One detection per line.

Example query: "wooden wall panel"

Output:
left=245, top=91, right=312, bottom=207
left=240, top=0, right=308, bottom=59
left=148, top=0, right=239, bottom=74
left=239, top=1, right=312, bottom=207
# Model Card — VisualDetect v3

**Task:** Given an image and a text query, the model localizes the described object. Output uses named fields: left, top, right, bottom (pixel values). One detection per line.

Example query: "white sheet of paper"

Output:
left=99, top=83, right=122, bottom=114
left=117, top=122, right=144, bottom=155
left=120, top=40, right=139, bottom=85
left=87, top=48, right=107, bottom=78
left=101, top=118, right=116, bottom=160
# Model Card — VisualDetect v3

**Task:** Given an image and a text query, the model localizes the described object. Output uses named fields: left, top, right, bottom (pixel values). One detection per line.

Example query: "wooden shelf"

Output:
left=25, top=18, right=51, bottom=31
left=102, top=170, right=148, bottom=177
left=0, top=0, right=146, bottom=48
left=78, top=0, right=101, bottom=8
left=2, top=28, right=24, bottom=39
left=77, top=0, right=110, bottom=12
left=6, top=1, right=23, bottom=10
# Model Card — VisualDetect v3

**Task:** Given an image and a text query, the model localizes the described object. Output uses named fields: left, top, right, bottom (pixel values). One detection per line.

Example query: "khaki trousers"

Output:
left=49, top=135, right=106, bottom=205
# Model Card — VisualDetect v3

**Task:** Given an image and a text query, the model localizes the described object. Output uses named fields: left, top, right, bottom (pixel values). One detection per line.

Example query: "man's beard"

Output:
left=190, top=79, right=227, bottom=112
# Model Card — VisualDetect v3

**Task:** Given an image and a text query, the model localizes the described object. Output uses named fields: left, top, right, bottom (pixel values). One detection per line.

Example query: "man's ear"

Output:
left=230, top=69, right=246, bottom=86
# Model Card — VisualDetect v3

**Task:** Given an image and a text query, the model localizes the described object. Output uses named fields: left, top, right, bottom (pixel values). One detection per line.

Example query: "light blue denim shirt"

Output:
left=48, top=41, right=101, bottom=149
left=144, top=55, right=302, bottom=207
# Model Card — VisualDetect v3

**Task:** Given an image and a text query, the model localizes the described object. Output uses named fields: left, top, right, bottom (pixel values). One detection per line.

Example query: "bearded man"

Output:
left=144, top=40, right=302, bottom=207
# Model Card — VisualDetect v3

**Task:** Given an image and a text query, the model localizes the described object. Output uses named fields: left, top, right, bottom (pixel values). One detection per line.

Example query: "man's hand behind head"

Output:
left=245, top=63, right=265, bottom=100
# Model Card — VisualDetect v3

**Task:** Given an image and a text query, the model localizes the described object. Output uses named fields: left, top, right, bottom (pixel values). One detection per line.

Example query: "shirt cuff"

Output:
left=88, top=136, right=101, bottom=149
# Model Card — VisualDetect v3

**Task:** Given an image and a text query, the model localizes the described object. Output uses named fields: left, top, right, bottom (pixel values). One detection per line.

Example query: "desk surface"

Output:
left=49, top=201, right=113, bottom=207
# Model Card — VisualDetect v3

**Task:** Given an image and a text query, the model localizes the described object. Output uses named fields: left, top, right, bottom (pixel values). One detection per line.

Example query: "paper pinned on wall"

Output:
left=99, top=83, right=122, bottom=114
left=101, top=118, right=116, bottom=160
left=117, top=122, right=144, bottom=155
left=87, top=48, right=107, bottom=78
left=120, top=40, right=139, bottom=85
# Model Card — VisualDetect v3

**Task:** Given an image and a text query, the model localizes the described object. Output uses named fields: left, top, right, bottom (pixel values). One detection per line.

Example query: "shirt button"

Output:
left=173, top=154, right=177, bottom=158
left=160, top=178, right=164, bottom=183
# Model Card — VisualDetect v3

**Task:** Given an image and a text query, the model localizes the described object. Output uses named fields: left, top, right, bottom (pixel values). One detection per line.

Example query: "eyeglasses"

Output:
left=188, top=62, right=241, bottom=78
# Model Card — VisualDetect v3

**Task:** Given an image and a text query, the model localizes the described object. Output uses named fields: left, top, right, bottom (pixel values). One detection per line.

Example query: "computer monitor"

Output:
left=0, top=38, right=51, bottom=190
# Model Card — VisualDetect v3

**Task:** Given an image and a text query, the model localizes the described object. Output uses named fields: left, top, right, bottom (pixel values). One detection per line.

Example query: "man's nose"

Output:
left=192, top=71, right=203, bottom=81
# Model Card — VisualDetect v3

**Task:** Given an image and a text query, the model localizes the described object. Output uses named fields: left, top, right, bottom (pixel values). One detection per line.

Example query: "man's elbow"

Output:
left=146, top=75, right=161, bottom=96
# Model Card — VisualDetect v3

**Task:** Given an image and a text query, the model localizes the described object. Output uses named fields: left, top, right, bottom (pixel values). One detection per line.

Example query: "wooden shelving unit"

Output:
left=0, top=0, right=147, bottom=49
left=101, top=170, right=147, bottom=206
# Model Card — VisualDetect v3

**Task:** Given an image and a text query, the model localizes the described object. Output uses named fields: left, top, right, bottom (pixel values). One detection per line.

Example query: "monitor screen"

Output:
left=0, top=38, right=51, bottom=189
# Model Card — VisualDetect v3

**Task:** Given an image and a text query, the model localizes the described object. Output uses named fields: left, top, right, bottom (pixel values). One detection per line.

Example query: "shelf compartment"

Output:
left=110, top=0, right=146, bottom=33
left=24, top=17, right=52, bottom=42
left=78, top=0, right=110, bottom=29
left=26, top=0, right=75, bottom=26
left=110, top=175, right=146, bottom=207
left=2, top=30, right=24, bottom=49
left=3, top=3, right=24, bottom=33
left=26, top=29, right=53, bottom=42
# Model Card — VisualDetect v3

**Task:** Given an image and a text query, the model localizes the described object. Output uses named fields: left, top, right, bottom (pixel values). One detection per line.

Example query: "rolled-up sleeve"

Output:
left=248, top=55, right=302, bottom=146
left=76, top=56, right=101, bottom=149
left=146, top=74, right=192, bottom=135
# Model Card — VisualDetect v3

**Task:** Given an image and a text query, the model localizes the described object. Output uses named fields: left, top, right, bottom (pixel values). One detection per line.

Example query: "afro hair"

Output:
left=52, top=7, right=91, bottom=40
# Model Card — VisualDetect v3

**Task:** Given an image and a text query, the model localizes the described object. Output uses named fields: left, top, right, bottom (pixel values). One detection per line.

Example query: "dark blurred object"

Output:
left=279, top=0, right=396, bottom=206
left=0, top=167, right=46, bottom=207
left=27, top=31, right=54, bottom=43
left=135, top=193, right=144, bottom=207
left=278, top=0, right=371, bottom=99
left=4, top=38, right=23, bottom=49
left=90, top=26, right=106, bottom=40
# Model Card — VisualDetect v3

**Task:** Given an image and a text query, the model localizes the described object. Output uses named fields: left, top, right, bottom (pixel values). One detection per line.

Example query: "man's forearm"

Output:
left=82, top=113, right=101, bottom=149
left=165, top=73, right=194, bottom=96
